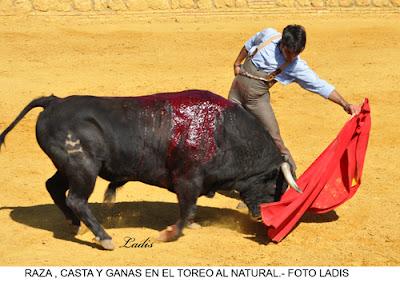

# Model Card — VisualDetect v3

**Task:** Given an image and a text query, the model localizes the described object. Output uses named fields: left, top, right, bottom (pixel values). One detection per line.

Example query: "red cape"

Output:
left=260, top=99, right=371, bottom=242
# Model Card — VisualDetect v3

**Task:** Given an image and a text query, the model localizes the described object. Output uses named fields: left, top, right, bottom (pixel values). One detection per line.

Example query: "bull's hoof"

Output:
left=236, top=201, right=247, bottom=209
left=250, top=215, right=262, bottom=223
left=187, top=222, right=202, bottom=229
left=100, top=239, right=115, bottom=251
left=157, top=225, right=179, bottom=242
left=93, top=237, right=115, bottom=250
left=67, top=221, right=89, bottom=236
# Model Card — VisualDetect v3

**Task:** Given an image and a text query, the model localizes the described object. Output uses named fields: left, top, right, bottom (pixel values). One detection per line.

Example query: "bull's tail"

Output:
left=0, top=95, right=59, bottom=148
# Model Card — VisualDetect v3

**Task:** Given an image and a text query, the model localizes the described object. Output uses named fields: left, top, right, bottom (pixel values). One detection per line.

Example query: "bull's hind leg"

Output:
left=46, top=171, right=87, bottom=235
left=46, top=171, right=80, bottom=227
left=158, top=177, right=200, bottom=242
left=65, top=159, right=114, bottom=250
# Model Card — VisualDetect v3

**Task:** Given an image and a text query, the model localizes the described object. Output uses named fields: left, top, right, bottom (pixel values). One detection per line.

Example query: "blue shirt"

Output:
left=244, top=28, right=335, bottom=98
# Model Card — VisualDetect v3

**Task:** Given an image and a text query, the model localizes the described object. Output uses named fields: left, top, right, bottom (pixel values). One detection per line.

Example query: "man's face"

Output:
left=281, top=44, right=301, bottom=63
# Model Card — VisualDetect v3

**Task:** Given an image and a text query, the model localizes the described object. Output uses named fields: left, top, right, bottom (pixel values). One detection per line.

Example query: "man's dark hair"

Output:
left=281, top=25, right=306, bottom=54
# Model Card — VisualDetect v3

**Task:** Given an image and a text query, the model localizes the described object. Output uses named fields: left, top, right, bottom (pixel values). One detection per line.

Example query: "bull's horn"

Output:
left=280, top=162, right=303, bottom=194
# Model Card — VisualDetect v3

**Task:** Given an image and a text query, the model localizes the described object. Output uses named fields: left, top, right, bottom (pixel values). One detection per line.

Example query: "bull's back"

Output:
left=35, top=90, right=238, bottom=186
left=36, top=94, right=170, bottom=183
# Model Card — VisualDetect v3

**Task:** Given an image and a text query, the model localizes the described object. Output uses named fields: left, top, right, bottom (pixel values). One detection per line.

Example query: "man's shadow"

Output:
left=0, top=200, right=339, bottom=248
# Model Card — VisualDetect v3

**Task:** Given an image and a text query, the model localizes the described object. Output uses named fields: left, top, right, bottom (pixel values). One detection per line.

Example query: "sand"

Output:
left=0, top=14, right=399, bottom=266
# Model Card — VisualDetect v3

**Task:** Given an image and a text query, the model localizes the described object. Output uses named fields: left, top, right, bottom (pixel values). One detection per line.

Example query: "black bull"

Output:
left=0, top=90, right=293, bottom=250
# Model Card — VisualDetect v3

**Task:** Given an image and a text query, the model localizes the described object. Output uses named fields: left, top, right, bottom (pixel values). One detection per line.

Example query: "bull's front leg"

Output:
left=158, top=177, right=201, bottom=242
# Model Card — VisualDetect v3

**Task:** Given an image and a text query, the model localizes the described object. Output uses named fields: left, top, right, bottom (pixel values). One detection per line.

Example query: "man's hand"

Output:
left=232, top=46, right=248, bottom=76
left=328, top=90, right=362, bottom=116
left=343, top=104, right=362, bottom=116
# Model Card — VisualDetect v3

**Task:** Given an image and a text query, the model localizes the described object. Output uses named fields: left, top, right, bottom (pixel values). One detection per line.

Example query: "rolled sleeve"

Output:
left=244, top=32, right=263, bottom=52
left=292, top=59, right=335, bottom=98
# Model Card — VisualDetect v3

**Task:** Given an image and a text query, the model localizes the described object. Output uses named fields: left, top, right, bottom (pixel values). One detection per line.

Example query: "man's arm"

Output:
left=233, top=28, right=279, bottom=75
left=327, top=90, right=361, bottom=116
left=291, top=60, right=361, bottom=116
left=233, top=46, right=248, bottom=75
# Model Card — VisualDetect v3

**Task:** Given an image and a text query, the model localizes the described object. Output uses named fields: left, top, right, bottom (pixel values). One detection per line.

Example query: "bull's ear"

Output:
left=274, top=169, right=288, bottom=201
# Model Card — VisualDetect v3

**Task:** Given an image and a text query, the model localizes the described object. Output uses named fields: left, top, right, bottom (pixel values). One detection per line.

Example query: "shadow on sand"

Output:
left=0, top=201, right=339, bottom=248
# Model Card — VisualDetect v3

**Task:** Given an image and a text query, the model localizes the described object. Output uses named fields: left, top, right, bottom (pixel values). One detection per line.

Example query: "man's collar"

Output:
left=273, top=37, right=281, bottom=44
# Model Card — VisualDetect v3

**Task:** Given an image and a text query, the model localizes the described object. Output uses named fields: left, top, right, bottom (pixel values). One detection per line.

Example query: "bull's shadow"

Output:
left=1, top=201, right=338, bottom=248
left=2, top=201, right=268, bottom=247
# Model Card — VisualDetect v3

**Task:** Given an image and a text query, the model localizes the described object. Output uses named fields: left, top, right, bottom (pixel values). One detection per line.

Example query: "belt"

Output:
left=238, top=69, right=278, bottom=88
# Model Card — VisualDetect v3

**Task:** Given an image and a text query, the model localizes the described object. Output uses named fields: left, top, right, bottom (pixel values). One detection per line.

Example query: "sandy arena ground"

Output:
left=0, top=14, right=399, bottom=266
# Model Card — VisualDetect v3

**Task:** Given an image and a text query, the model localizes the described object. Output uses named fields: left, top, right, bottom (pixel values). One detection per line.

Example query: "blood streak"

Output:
left=136, top=90, right=232, bottom=163
left=167, top=90, right=232, bottom=163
